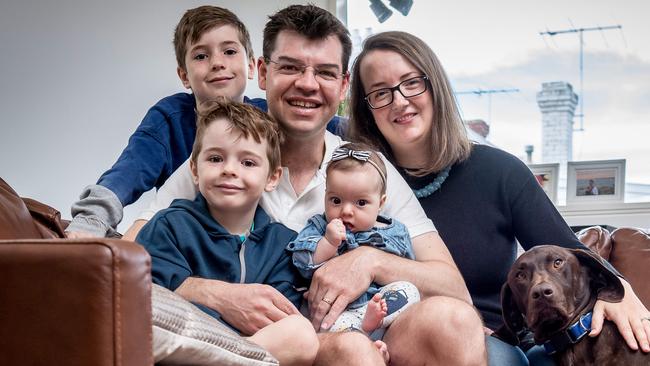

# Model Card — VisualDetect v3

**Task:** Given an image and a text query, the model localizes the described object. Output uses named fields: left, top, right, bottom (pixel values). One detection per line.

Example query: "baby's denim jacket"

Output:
left=287, top=213, right=414, bottom=308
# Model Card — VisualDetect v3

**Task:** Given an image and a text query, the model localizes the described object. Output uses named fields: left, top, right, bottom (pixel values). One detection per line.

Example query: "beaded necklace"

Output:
left=411, top=165, right=451, bottom=198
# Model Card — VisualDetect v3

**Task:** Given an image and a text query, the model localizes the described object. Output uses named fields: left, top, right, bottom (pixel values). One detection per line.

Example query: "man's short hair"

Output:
left=192, top=98, right=283, bottom=173
left=174, top=6, right=254, bottom=70
left=263, top=4, right=352, bottom=73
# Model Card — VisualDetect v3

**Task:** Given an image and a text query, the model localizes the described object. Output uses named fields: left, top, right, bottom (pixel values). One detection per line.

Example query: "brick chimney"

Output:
left=536, top=82, right=578, bottom=165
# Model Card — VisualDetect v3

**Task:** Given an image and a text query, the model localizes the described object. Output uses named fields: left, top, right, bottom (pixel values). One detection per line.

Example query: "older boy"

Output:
left=136, top=99, right=318, bottom=366
left=65, top=6, right=261, bottom=238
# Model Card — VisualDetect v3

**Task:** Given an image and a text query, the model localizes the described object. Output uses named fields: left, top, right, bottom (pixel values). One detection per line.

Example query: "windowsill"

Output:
left=557, top=201, right=650, bottom=229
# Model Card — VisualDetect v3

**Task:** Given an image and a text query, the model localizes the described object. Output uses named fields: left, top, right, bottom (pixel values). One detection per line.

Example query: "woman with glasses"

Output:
left=347, top=31, right=650, bottom=366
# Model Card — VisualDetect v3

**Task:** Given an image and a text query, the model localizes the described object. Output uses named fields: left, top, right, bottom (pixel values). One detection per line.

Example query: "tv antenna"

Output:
left=456, top=88, right=520, bottom=124
left=539, top=24, right=623, bottom=131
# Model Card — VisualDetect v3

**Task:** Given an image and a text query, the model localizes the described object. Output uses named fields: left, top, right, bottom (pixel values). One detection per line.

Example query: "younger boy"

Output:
left=66, top=6, right=262, bottom=238
left=136, top=99, right=317, bottom=365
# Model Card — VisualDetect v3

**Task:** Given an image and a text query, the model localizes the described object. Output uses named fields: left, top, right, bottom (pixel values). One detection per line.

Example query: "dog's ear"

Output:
left=498, top=281, right=525, bottom=344
left=573, top=248, right=624, bottom=302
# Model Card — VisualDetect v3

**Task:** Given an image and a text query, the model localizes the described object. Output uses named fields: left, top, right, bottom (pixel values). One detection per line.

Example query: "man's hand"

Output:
left=176, top=279, right=299, bottom=336
left=590, top=278, right=650, bottom=353
left=308, top=246, right=376, bottom=331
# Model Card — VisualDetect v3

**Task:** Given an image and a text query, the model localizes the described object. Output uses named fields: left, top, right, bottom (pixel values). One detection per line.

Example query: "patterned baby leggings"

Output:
left=329, top=281, right=420, bottom=333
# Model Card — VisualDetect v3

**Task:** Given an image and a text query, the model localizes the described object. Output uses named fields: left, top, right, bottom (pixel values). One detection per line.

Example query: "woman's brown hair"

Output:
left=348, top=31, right=471, bottom=176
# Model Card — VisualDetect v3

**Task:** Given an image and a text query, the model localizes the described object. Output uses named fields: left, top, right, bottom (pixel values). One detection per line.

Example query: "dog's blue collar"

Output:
left=541, top=311, right=592, bottom=355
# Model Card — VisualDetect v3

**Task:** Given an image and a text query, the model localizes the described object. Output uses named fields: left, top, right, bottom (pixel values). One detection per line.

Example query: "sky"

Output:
left=347, top=0, right=650, bottom=186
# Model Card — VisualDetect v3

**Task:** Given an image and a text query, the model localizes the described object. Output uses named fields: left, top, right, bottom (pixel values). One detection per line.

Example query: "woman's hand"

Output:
left=589, top=278, right=650, bottom=352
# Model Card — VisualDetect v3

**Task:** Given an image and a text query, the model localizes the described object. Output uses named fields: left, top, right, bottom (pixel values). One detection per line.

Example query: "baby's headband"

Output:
left=330, top=147, right=386, bottom=185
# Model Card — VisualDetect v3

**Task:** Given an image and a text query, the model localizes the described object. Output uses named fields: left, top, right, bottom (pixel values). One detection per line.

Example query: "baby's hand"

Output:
left=324, top=218, right=346, bottom=247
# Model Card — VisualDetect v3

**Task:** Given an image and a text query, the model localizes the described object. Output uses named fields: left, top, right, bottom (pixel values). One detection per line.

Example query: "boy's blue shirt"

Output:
left=136, top=193, right=305, bottom=322
left=96, top=92, right=344, bottom=206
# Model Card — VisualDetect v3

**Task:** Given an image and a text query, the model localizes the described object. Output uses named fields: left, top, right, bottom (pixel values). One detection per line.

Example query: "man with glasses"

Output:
left=265, top=58, right=345, bottom=82
left=140, top=4, right=486, bottom=365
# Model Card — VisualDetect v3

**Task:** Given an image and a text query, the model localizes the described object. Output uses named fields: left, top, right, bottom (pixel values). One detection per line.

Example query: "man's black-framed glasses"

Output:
left=265, top=58, right=345, bottom=82
left=364, top=76, right=429, bottom=109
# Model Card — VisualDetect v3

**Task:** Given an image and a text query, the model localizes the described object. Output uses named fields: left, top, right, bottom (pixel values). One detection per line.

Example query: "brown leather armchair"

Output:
left=0, top=177, right=153, bottom=366
left=577, top=225, right=650, bottom=307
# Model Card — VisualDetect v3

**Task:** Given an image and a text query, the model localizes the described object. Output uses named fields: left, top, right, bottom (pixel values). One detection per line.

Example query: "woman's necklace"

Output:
left=411, top=165, right=451, bottom=198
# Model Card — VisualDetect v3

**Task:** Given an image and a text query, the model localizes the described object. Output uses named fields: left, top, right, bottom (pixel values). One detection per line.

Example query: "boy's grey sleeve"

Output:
left=66, top=184, right=123, bottom=237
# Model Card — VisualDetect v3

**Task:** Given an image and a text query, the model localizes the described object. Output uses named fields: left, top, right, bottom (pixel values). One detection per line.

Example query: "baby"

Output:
left=288, top=142, right=420, bottom=338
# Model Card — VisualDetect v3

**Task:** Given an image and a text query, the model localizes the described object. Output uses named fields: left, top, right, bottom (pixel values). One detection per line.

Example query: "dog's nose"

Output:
left=531, top=283, right=554, bottom=301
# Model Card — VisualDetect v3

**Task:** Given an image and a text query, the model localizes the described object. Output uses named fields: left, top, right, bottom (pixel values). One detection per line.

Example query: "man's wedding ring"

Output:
left=322, top=298, right=333, bottom=305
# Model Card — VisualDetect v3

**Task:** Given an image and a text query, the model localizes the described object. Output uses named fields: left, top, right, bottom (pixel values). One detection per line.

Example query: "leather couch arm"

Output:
left=609, top=228, right=650, bottom=307
left=576, top=226, right=613, bottom=260
left=578, top=226, right=650, bottom=308
left=23, top=197, right=68, bottom=237
left=0, top=238, right=153, bottom=366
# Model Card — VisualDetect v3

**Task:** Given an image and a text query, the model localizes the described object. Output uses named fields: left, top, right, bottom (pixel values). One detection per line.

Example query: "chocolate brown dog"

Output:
left=500, top=245, right=647, bottom=365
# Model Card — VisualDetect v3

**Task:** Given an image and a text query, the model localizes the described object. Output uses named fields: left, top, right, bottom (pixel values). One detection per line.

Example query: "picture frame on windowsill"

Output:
left=567, top=159, right=626, bottom=205
left=528, top=163, right=560, bottom=204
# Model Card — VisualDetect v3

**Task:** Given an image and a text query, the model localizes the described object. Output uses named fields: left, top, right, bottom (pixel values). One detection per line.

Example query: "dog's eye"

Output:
left=515, top=271, right=526, bottom=280
left=553, top=258, right=564, bottom=268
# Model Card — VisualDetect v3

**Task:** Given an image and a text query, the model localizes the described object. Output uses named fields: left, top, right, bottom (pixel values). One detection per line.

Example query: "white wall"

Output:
left=0, top=0, right=332, bottom=232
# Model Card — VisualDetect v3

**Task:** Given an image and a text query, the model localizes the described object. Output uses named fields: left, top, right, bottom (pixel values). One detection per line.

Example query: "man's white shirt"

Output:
left=138, top=131, right=435, bottom=237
